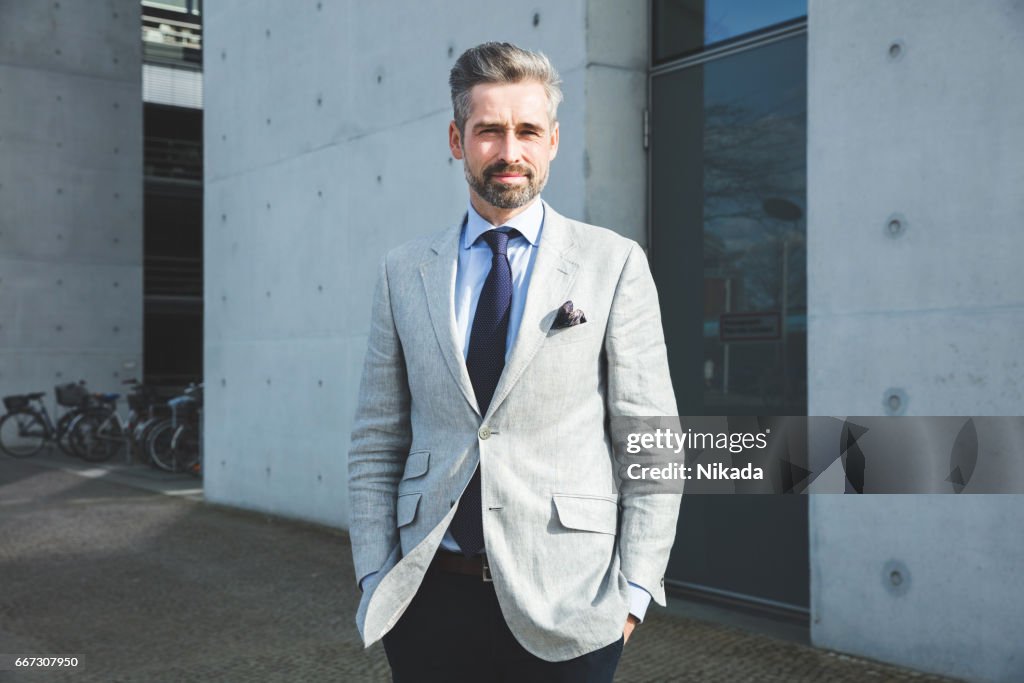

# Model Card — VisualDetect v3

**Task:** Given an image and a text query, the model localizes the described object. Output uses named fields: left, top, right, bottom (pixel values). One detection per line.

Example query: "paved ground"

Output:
left=0, top=450, right=961, bottom=682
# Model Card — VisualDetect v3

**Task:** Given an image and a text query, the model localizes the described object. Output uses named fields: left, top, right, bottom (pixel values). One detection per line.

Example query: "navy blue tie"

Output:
left=449, top=228, right=516, bottom=556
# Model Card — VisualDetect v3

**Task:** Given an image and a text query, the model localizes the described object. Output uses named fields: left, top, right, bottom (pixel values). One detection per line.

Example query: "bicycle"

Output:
left=147, top=382, right=203, bottom=474
left=0, top=382, right=98, bottom=458
left=67, top=379, right=163, bottom=464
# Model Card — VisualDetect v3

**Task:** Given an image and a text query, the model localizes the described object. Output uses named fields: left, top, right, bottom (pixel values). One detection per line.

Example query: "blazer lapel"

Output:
left=419, top=215, right=481, bottom=416
left=484, top=203, right=580, bottom=421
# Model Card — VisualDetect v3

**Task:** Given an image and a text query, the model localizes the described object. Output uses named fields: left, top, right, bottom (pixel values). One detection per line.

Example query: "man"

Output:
left=348, top=42, right=681, bottom=682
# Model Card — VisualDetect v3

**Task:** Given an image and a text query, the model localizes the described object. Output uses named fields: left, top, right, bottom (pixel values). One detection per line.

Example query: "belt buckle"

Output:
left=481, top=556, right=492, bottom=582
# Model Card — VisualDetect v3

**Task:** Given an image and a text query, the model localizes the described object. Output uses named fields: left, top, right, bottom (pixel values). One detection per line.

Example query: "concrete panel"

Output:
left=808, top=1, right=1024, bottom=680
left=583, top=64, right=647, bottom=241
left=811, top=495, right=1024, bottom=683
left=0, top=0, right=142, bottom=411
left=809, top=308, right=1024, bottom=417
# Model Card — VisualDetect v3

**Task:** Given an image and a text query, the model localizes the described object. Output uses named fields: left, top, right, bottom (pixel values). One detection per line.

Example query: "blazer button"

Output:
left=478, top=425, right=491, bottom=440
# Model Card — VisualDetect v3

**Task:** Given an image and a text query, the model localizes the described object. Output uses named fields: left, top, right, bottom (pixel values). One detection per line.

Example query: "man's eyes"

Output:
left=478, top=128, right=543, bottom=137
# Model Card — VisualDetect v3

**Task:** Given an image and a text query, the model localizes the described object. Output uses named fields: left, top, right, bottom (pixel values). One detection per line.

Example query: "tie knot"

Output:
left=478, top=228, right=518, bottom=257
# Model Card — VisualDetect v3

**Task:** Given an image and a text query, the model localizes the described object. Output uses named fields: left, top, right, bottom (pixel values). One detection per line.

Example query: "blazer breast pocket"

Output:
left=543, top=323, right=603, bottom=348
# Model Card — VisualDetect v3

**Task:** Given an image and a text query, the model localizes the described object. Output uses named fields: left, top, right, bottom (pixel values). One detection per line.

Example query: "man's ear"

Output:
left=449, top=121, right=464, bottom=160
left=549, top=121, right=559, bottom=162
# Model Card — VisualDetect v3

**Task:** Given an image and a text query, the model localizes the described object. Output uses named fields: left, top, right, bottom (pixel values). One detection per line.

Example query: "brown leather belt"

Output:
left=431, top=551, right=493, bottom=582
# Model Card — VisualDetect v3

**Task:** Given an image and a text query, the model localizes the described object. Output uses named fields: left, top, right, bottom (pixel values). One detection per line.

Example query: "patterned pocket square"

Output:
left=553, top=300, right=587, bottom=329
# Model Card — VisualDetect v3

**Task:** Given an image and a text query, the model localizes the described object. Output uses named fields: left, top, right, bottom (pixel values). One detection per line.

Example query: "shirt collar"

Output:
left=462, top=197, right=544, bottom=249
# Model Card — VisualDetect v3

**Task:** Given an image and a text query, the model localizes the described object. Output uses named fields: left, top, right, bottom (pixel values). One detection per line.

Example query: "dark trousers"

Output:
left=381, top=563, right=624, bottom=683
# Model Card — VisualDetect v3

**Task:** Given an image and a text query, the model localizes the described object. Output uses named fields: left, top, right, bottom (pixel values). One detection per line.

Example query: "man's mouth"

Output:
left=492, top=174, right=528, bottom=184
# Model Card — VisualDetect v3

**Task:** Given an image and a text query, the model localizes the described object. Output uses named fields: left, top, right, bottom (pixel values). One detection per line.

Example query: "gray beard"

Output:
left=464, top=162, right=546, bottom=210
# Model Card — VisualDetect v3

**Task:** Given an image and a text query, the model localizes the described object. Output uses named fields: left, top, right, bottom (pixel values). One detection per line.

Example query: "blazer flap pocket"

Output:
left=552, top=494, right=619, bottom=535
left=397, top=493, right=422, bottom=528
left=403, top=450, right=430, bottom=480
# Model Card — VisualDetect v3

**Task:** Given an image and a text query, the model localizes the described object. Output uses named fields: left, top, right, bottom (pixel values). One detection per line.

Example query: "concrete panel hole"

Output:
left=318, top=379, right=323, bottom=387
left=57, top=142, right=63, bottom=148
left=266, top=378, right=272, bottom=386
left=113, top=326, right=119, bottom=333
left=885, top=213, right=907, bottom=238
left=317, top=1, right=322, bottom=9
left=221, top=378, right=226, bottom=386
left=221, top=294, right=227, bottom=302
left=883, top=560, right=911, bottom=596
left=113, top=102, right=119, bottom=109
left=377, top=74, right=383, bottom=84
left=221, top=213, right=227, bottom=222
left=317, top=284, right=323, bottom=292
left=883, top=388, right=908, bottom=416
left=448, top=158, right=453, bottom=165
left=317, top=474, right=322, bottom=482
left=266, top=290, right=271, bottom=298
left=56, top=94, right=62, bottom=102
left=266, top=117, right=272, bottom=125
left=533, top=12, right=540, bottom=27
left=114, top=192, right=120, bottom=199
left=55, top=49, right=61, bottom=56
left=113, top=237, right=119, bottom=244
left=265, top=28, right=271, bottom=38
left=266, top=201, right=271, bottom=210
left=221, top=50, right=227, bottom=60
left=57, top=233, right=63, bottom=240
left=56, top=372, right=63, bottom=378
left=57, top=188, right=63, bottom=195
left=56, top=325, right=63, bottom=332
left=317, top=190, right=323, bottom=198
left=316, top=94, right=323, bottom=107
left=57, top=279, right=63, bottom=286
left=113, top=281, right=119, bottom=288
left=266, top=467, right=271, bottom=476
left=448, top=44, right=454, bottom=58
left=113, top=57, right=119, bottom=64
left=377, top=175, right=382, bottom=184
left=221, top=133, right=226, bottom=141
left=887, top=40, right=905, bottom=61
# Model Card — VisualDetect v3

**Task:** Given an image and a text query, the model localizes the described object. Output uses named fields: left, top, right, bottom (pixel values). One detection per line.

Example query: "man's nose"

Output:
left=498, top=131, right=522, bottom=163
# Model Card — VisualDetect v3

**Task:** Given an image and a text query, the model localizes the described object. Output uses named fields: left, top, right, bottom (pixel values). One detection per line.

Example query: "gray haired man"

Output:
left=348, top=42, right=682, bottom=682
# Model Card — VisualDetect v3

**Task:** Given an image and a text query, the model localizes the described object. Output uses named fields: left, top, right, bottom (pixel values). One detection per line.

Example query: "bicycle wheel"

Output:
left=0, top=411, right=48, bottom=458
left=170, top=424, right=201, bottom=473
left=147, top=419, right=182, bottom=472
left=83, top=413, right=125, bottom=463
left=55, top=411, right=78, bottom=456
left=70, top=411, right=123, bottom=462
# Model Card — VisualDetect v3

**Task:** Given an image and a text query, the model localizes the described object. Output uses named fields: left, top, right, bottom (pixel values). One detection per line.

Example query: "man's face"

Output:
left=449, top=81, right=559, bottom=211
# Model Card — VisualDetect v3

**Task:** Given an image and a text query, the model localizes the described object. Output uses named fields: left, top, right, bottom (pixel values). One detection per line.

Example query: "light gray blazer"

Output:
left=348, top=201, right=681, bottom=662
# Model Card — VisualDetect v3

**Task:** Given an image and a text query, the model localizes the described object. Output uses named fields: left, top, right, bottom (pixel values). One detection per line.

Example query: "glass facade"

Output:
left=650, top=14, right=809, bottom=613
left=652, top=33, right=807, bottom=417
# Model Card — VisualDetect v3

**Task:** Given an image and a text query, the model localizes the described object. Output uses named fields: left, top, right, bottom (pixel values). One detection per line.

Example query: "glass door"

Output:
left=650, top=20, right=809, bottom=617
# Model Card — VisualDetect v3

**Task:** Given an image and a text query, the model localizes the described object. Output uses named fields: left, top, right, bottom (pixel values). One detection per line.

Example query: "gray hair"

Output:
left=449, top=42, right=563, bottom=135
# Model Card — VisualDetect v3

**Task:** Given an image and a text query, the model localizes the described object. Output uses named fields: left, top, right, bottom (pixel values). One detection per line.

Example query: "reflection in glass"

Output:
left=653, top=0, right=806, bottom=63
left=651, top=34, right=807, bottom=415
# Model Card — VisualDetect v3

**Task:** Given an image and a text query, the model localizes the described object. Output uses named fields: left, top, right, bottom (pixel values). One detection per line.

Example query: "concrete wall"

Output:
left=202, top=1, right=648, bottom=527
left=0, top=2, right=143, bottom=409
left=807, top=1, right=1024, bottom=680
